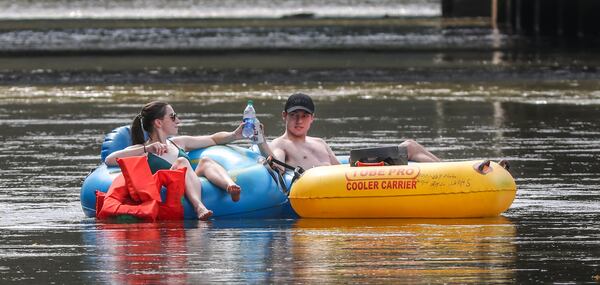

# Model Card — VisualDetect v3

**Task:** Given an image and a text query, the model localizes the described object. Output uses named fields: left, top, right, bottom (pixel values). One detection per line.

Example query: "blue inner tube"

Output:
left=81, top=126, right=297, bottom=219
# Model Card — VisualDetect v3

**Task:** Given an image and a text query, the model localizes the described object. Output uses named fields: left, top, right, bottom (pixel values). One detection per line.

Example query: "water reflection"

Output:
left=86, top=218, right=515, bottom=283
left=184, top=219, right=296, bottom=283
left=88, top=220, right=298, bottom=283
left=291, top=218, right=516, bottom=283
left=92, top=222, right=188, bottom=284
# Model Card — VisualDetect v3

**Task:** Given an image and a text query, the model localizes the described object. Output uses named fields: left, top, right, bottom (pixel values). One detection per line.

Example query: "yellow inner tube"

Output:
left=289, top=160, right=517, bottom=218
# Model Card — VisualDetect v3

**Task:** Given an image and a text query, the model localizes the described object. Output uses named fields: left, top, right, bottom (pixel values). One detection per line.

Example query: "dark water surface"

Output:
left=1, top=83, right=599, bottom=283
left=2, top=0, right=600, bottom=283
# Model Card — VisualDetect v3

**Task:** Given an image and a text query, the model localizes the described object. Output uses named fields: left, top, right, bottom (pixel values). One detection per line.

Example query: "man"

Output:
left=258, top=93, right=440, bottom=171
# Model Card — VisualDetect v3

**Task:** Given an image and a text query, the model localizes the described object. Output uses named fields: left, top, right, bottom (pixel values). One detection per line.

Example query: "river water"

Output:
left=1, top=0, right=600, bottom=284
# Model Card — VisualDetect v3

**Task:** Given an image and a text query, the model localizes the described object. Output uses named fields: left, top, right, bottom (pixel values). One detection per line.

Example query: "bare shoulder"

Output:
left=269, top=135, right=295, bottom=160
left=307, top=136, right=329, bottom=146
left=163, top=136, right=184, bottom=149
left=271, top=135, right=292, bottom=148
left=169, top=135, right=185, bottom=144
left=308, top=136, right=326, bottom=143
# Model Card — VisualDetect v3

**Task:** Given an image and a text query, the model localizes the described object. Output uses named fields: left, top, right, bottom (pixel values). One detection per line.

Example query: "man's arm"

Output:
left=257, top=140, right=274, bottom=160
left=322, top=139, right=340, bottom=165
left=258, top=138, right=288, bottom=173
left=271, top=147, right=286, bottom=164
left=259, top=139, right=286, bottom=162
left=255, top=123, right=284, bottom=162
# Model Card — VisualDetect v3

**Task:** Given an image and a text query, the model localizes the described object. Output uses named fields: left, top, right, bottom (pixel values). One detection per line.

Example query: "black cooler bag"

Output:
left=349, top=146, right=408, bottom=167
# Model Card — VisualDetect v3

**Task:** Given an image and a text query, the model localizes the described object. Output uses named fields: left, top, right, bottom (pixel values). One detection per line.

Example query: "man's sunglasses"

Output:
left=169, top=113, right=179, bottom=121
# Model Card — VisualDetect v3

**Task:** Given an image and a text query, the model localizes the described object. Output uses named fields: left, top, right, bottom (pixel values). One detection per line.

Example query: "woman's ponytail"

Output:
left=130, top=101, right=168, bottom=145
left=131, top=115, right=145, bottom=145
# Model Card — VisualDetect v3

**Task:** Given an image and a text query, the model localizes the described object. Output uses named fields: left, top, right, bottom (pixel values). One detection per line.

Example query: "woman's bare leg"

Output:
left=171, top=158, right=213, bottom=220
left=400, top=139, right=441, bottom=162
left=195, top=157, right=241, bottom=202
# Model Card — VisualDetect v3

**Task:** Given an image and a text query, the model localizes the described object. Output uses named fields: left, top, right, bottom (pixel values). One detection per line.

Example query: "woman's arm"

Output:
left=104, top=144, right=146, bottom=166
left=104, top=142, right=169, bottom=166
left=173, top=123, right=244, bottom=150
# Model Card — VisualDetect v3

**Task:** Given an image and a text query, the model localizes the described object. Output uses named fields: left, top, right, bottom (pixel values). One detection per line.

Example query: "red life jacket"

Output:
left=96, top=156, right=186, bottom=221
left=155, top=168, right=186, bottom=220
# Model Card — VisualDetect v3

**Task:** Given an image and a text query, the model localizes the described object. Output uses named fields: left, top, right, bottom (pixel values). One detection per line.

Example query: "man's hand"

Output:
left=250, top=120, right=265, bottom=144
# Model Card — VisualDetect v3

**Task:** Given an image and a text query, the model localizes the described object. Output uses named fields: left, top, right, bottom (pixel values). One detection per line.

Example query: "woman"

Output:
left=105, top=101, right=243, bottom=220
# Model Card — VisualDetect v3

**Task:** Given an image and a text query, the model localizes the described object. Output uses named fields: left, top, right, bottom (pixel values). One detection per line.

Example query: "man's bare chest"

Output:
left=288, top=144, right=329, bottom=163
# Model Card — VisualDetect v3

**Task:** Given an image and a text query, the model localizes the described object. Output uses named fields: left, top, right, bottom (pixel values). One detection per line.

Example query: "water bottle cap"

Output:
left=247, top=100, right=253, bottom=105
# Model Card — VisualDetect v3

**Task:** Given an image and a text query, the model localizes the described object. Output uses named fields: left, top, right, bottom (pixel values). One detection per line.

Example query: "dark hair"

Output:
left=131, top=101, right=169, bottom=145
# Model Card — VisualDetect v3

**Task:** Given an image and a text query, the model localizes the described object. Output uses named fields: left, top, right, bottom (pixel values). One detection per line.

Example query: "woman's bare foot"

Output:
left=196, top=206, right=213, bottom=221
left=227, top=184, right=241, bottom=202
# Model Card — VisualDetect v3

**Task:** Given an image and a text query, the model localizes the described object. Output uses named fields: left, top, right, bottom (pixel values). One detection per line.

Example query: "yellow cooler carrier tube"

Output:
left=289, top=160, right=517, bottom=218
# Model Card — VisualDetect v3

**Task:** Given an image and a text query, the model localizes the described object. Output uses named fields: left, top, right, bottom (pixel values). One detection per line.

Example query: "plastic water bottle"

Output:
left=242, top=100, right=256, bottom=138
left=250, top=117, right=264, bottom=144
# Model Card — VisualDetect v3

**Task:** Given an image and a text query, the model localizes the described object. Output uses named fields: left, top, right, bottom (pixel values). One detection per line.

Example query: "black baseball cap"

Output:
left=284, top=93, right=315, bottom=114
